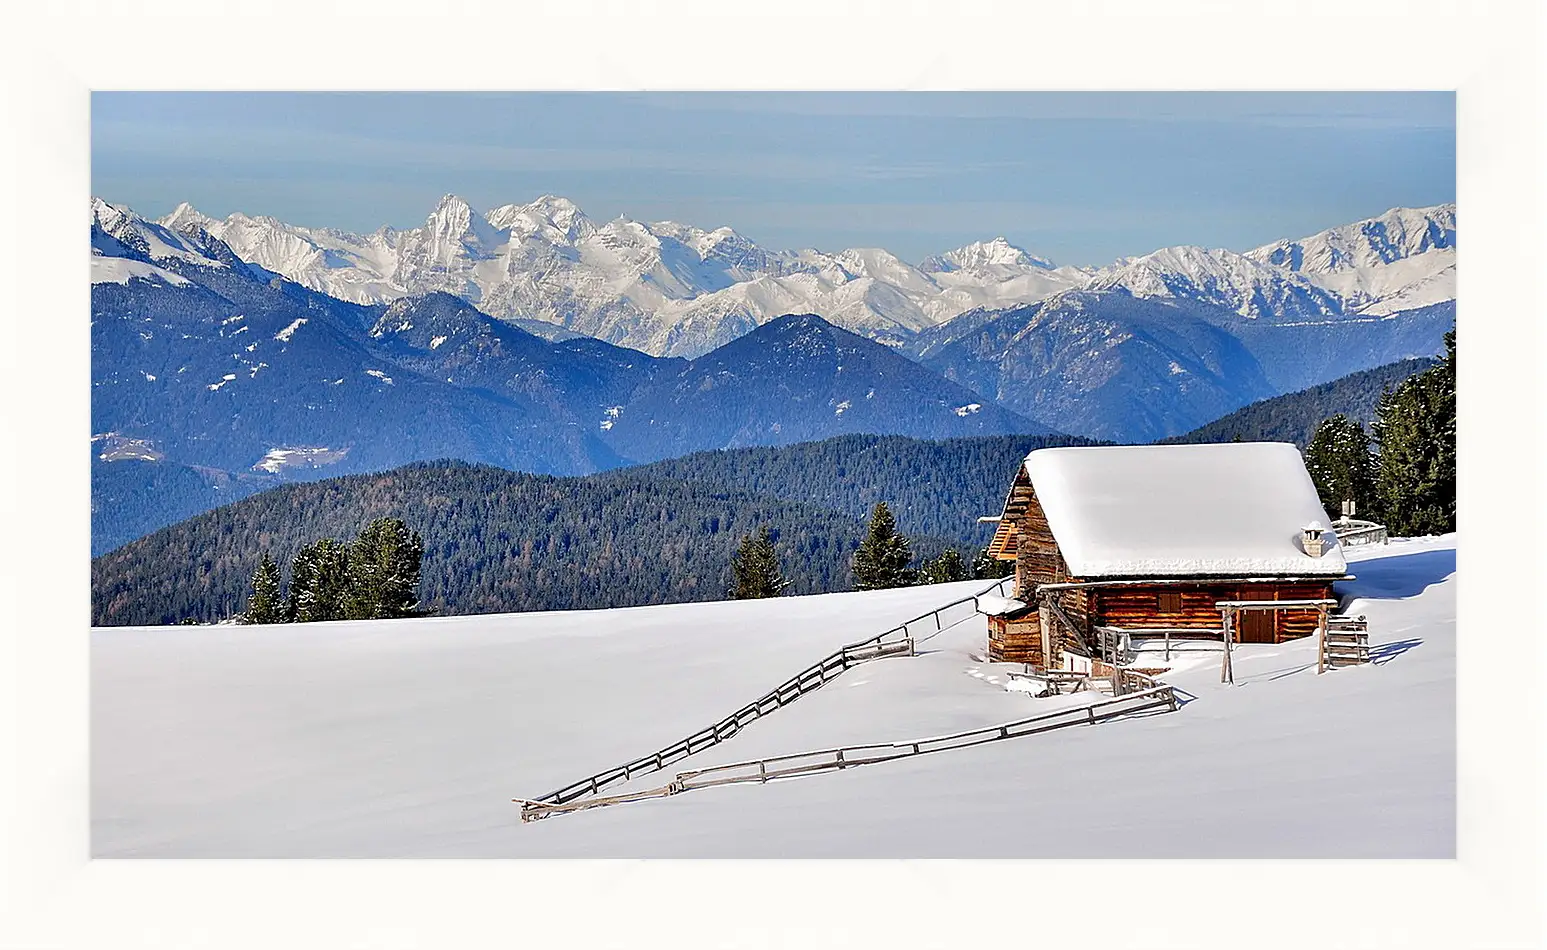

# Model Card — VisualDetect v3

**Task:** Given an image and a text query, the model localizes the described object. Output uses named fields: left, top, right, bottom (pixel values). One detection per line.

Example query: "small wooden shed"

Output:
left=983, top=442, right=1351, bottom=669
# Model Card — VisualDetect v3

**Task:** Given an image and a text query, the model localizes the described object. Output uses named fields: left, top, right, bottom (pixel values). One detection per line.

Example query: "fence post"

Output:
left=1317, top=606, right=1328, bottom=675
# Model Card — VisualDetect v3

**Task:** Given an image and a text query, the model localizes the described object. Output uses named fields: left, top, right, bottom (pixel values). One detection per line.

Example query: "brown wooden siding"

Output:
left=1091, top=582, right=1335, bottom=644
left=987, top=613, right=1042, bottom=664
left=993, top=478, right=1087, bottom=665
left=1012, top=482, right=1065, bottom=596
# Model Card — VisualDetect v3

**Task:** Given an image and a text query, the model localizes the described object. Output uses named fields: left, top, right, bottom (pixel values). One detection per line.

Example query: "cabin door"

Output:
left=1238, top=586, right=1276, bottom=643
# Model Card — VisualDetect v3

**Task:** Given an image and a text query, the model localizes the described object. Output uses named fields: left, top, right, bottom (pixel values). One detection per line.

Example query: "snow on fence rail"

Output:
left=1333, top=519, right=1388, bottom=547
left=518, top=684, right=1178, bottom=821
left=520, top=578, right=1015, bottom=812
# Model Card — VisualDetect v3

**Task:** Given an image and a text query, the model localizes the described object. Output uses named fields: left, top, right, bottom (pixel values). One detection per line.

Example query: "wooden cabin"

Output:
left=982, top=442, right=1351, bottom=669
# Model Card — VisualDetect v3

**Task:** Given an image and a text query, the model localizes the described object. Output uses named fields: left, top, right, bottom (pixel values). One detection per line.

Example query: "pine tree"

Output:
left=287, top=538, right=352, bottom=622
left=345, top=518, right=425, bottom=620
left=285, top=543, right=317, bottom=622
left=1372, top=328, right=1456, bottom=535
left=242, top=553, right=284, bottom=625
left=971, top=547, right=1015, bottom=580
left=730, top=525, right=788, bottom=599
left=851, top=501, right=916, bottom=590
left=1304, top=414, right=1375, bottom=520
left=920, top=548, right=969, bottom=585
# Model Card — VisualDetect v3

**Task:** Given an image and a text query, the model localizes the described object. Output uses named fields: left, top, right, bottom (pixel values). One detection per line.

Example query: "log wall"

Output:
left=991, top=482, right=1084, bottom=666
left=1012, top=480, right=1066, bottom=598
left=987, top=613, right=1042, bottom=664
left=1092, top=582, right=1335, bottom=644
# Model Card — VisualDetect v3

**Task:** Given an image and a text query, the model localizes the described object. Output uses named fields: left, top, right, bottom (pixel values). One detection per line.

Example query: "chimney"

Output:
left=1302, top=521, right=1327, bottom=558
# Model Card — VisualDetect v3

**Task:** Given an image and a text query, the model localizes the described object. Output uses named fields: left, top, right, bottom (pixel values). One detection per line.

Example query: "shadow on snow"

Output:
left=1337, top=547, right=1456, bottom=602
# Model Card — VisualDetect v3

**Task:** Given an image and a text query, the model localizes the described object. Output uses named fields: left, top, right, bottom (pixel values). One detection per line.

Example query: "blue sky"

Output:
left=91, top=92, right=1455, bottom=267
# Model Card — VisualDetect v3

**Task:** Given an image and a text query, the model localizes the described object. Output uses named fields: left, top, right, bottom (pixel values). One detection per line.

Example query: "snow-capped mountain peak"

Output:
left=1087, top=244, right=1343, bottom=321
left=422, top=194, right=501, bottom=254
left=91, top=196, right=225, bottom=269
left=158, top=201, right=216, bottom=235
left=90, top=193, right=1455, bottom=358
left=1245, top=203, right=1456, bottom=315
left=485, top=194, right=593, bottom=244
left=1247, top=203, right=1455, bottom=274
left=921, top=236, right=1054, bottom=277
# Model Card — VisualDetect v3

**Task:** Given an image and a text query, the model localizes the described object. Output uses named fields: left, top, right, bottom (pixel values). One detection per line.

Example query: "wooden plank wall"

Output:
left=1092, top=582, right=1335, bottom=643
left=987, top=614, right=1042, bottom=664
left=991, top=482, right=1083, bottom=666
left=1013, top=482, right=1066, bottom=599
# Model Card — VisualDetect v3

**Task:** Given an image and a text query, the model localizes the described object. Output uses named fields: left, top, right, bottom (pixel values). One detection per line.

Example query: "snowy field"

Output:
left=91, top=536, right=1455, bottom=858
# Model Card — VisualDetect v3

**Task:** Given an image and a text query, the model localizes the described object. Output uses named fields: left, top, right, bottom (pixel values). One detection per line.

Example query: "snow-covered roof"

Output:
left=974, top=595, right=1027, bottom=617
left=1023, top=442, right=1347, bottom=578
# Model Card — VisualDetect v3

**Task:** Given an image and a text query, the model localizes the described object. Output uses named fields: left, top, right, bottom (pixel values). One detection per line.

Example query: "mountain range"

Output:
left=92, top=199, right=1046, bottom=492
left=158, top=194, right=1096, bottom=357
left=91, top=194, right=1455, bottom=525
left=152, top=195, right=1453, bottom=358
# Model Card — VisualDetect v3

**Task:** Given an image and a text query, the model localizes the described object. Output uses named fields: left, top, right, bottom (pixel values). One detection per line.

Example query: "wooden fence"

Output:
left=518, top=577, right=1015, bottom=812
left=1333, top=519, right=1388, bottom=547
left=1323, top=614, right=1371, bottom=669
left=519, top=684, right=1178, bottom=820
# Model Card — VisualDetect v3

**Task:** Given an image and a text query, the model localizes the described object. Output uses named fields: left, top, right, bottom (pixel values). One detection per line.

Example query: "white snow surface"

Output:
left=273, top=318, right=307, bottom=342
left=973, top=594, right=1026, bottom=616
left=1024, top=442, right=1348, bottom=577
left=89, top=255, right=191, bottom=287
left=92, top=537, right=1453, bottom=858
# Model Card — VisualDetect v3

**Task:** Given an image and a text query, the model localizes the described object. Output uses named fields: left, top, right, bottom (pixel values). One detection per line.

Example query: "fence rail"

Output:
left=1333, top=519, right=1388, bottom=547
left=520, top=577, right=1016, bottom=811
left=519, top=684, right=1178, bottom=820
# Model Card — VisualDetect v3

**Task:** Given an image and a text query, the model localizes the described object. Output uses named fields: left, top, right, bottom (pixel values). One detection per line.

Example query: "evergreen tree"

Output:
left=730, top=525, right=788, bottom=599
left=920, top=548, right=969, bottom=585
left=1372, top=329, right=1456, bottom=535
left=345, top=518, right=425, bottom=620
left=971, top=547, right=1015, bottom=580
left=1304, top=414, right=1375, bottom=520
left=285, top=543, right=317, bottom=622
left=851, top=501, right=916, bottom=590
left=287, top=538, right=352, bottom=622
left=242, top=553, right=284, bottom=625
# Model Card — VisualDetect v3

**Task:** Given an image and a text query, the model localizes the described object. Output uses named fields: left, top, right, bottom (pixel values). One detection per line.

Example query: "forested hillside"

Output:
left=91, top=461, right=966, bottom=626
left=624, top=432, right=1101, bottom=545
left=91, top=457, right=281, bottom=556
left=1160, top=358, right=1436, bottom=448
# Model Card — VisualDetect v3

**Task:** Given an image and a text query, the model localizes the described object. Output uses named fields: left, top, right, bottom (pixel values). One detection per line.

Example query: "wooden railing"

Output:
left=1332, top=519, right=1388, bottom=547
left=518, top=577, right=1015, bottom=813
left=1114, top=666, right=1162, bottom=695
left=1010, top=661, right=1164, bottom=698
left=519, top=685, right=1179, bottom=820
left=1046, top=597, right=1097, bottom=660
left=1323, top=615, right=1371, bottom=669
